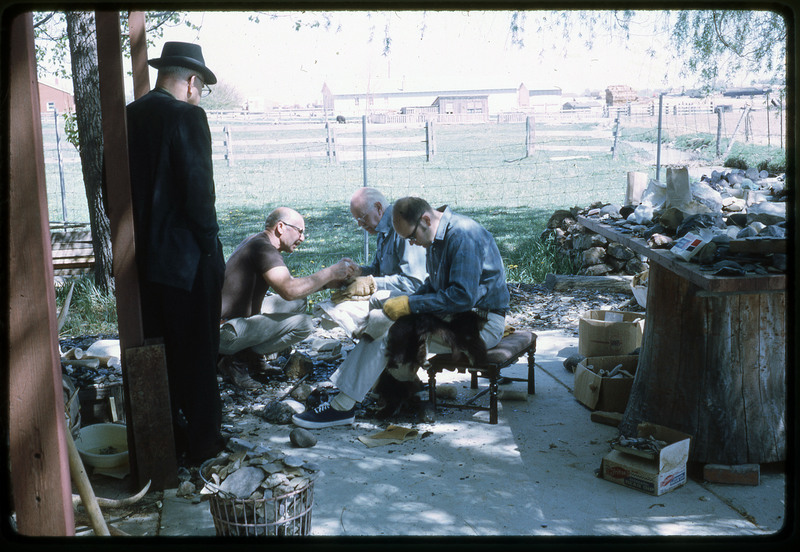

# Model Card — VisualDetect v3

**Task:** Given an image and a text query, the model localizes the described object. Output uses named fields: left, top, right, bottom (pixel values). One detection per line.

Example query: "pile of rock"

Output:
left=542, top=206, right=648, bottom=277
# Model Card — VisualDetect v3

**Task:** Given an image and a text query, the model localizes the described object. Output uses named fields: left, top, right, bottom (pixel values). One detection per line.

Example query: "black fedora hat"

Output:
left=148, top=41, right=217, bottom=85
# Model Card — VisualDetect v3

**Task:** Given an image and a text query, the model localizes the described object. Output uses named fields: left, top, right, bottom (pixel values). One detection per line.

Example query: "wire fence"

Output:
left=42, top=96, right=786, bottom=227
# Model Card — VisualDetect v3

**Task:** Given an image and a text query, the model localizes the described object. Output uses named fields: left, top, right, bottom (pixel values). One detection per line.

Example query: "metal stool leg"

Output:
left=428, top=368, right=437, bottom=411
left=489, top=372, right=499, bottom=424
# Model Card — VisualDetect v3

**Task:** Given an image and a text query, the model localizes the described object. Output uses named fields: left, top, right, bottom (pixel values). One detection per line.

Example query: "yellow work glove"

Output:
left=382, top=295, right=411, bottom=320
left=331, top=275, right=376, bottom=304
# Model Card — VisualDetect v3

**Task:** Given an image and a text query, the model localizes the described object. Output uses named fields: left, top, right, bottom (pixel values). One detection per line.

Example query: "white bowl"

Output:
left=75, top=423, right=129, bottom=469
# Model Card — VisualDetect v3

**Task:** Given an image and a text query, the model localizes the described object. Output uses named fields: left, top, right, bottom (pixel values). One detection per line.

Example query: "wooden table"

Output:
left=578, top=215, right=786, bottom=464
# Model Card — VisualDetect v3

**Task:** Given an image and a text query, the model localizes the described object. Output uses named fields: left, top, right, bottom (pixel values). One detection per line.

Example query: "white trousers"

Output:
left=219, top=295, right=313, bottom=356
left=331, top=308, right=506, bottom=403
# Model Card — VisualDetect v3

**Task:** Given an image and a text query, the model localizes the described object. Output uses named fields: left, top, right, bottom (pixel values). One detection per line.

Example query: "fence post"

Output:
left=362, top=115, right=369, bottom=261
left=655, top=93, right=665, bottom=182
left=325, top=122, right=337, bottom=164
left=611, top=117, right=620, bottom=160
left=722, top=105, right=751, bottom=160
left=715, top=106, right=723, bottom=157
left=525, top=116, right=535, bottom=157
left=53, top=108, right=68, bottom=222
left=224, top=126, right=234, bottom=167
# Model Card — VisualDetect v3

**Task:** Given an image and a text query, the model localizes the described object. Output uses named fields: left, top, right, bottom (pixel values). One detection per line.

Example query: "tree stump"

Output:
left=619, top=263, right=786, bottom=464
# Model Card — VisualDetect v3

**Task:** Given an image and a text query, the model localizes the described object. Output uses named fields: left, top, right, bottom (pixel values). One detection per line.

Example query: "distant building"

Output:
left=38, top=81, right=75, bottom=113
left=605, top=85, right=638, bottom=106
left=323, top=82, right=561, bottom=117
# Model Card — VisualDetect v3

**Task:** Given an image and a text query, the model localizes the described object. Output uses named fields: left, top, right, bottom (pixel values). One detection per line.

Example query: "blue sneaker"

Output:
left=292, top=401, right=355, bottom=429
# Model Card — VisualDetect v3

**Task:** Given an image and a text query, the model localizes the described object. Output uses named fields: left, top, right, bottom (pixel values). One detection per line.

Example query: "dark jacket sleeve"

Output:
left=172, top=107, right=219, bottom=256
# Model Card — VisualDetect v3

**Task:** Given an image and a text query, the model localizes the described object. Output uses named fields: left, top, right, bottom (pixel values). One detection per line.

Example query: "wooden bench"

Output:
left=51, top=227, right=95, bottom=276
left=426, top=330, right=537, bottom=424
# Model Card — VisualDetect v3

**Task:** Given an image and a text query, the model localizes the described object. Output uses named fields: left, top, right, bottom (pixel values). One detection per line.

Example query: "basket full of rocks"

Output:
left=199, top=449, right=321, bottom=536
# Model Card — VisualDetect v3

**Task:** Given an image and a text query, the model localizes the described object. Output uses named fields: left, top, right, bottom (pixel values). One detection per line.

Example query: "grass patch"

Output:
left=56, top=276, right=119, bottom=338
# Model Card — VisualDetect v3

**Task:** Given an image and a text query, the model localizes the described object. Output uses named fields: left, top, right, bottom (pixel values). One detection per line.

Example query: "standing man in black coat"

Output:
left=127, top=42, right=226, bottom=465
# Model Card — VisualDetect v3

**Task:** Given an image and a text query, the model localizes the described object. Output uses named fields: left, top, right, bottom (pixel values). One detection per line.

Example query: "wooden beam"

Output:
left=95, top=10, right=178, bottom=490
left=7, top=11, right=74, bottom=536
left=128, top=11, right=150, bottom=99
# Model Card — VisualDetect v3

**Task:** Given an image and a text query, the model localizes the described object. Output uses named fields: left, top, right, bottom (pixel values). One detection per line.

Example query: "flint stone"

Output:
left=282, top=399, right=305, bottom=414
left=176, top=480, right=196, bottom=498
left=290, top=428, right=317, bottom=448
left=600, top=204, right=622, bottom=218
left=736, top=226, right=758, bottom=239
left=563, top=354, right=586, bottom=373
left=722, top=197, right=746, bottom=212
left=547, top=209, right=575, bottom=229
left=625, top=256, right=648, bottom=275
left=606, top=257, right=627, bottom=272
left=284, top=352, right=313, bottom=380
left=580, top=263, right=612, bottom=276
left=309, top=338, right=342, bottom=355
left=773, top=254, right=787, bottom=271
left=728, top=213, right=748, bottom=227
left=607, top=242, right=635, bottom=261
left=573, top=233, right=607, bottom=251
left=761, top=225, right=785, bottom=238
left=658, top=207, right=685, bottom=231
left=259, top=400, right=296, bottom=424
left=648, top=234, right=673, bottom=248
left=694, top=242, right=717, bottom=264
left=219, top=466, right=266, bottom=498
left=581, top=247, right=606, bottom=267
left=228, top=437, right=257, bottom=453
left=290, top=383, right=315, bottom=402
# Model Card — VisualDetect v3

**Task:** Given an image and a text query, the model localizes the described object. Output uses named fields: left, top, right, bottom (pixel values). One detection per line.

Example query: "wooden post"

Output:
left=525, top=116, right=535, bottom=157
left=95, top=10, right=178, bottom=491
left=715, top=106, right=723, bottom=157
left=128, top=11, right=150, bottom=100
left=7, top=11, right=75, bottom=536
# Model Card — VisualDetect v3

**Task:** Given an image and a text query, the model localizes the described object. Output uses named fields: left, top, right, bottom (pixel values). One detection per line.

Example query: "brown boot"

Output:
left=218, top=355, right=261, bottom=390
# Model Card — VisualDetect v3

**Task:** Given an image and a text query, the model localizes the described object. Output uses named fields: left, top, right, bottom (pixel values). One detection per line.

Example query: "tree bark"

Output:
left=65, top=11, right=114, bottom=292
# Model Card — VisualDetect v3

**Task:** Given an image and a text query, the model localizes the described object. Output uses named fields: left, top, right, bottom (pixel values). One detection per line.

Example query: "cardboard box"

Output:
left=601, top=423, right=692, bottom=496
left=578, top=310, right=644, bottom=357
left=574, top=356, right=638, bottom=412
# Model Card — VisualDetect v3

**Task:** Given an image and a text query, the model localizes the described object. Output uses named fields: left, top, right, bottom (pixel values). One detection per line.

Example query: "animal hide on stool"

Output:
left=376, top=312, right=487, bottom=418
left=386, top=311, right=488, bottom=370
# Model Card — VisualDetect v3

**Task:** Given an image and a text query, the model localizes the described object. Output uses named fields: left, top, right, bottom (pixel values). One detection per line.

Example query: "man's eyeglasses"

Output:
left=404, top=214, right=423, bottom=242
left=194, top=77, right=213, bottom=98
left=281, top=221, right=305, bottom=236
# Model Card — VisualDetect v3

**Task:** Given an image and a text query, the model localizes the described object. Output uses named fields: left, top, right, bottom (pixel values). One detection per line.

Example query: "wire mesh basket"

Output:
left=200, top=459, right=315, bottom=536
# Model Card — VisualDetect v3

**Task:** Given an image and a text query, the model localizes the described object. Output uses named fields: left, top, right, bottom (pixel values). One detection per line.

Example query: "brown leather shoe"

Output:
left=218, top=355, right=261, bottom=390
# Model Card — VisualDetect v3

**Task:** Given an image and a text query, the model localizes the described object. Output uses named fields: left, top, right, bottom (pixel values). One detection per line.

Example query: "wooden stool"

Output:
left=426, top=330, right=536, bottom=424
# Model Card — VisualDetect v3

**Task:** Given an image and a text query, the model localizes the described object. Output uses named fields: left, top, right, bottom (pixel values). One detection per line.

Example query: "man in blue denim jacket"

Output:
left=294, top=196, right=509, bottom=428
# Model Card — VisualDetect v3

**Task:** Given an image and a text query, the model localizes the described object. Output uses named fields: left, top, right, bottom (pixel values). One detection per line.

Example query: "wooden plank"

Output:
left=96, top=10, right=177, bottom=490
left=544, top=273, right=633, bottom=293
left=728, top=237, right=786, bottom=254
left=124, top=344, right=179, bottom=490
left=7, top=11, right=74, bottom=536
left=577, top=215, right=786, bottom=293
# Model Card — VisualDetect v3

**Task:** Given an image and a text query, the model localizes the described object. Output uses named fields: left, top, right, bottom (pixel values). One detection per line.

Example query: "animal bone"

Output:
left=73, top=480, right=151, bottom=510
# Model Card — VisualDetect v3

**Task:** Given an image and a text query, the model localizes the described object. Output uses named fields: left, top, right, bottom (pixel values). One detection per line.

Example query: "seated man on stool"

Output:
left=293, top=196, right=509, bottom=428
left=316, top=187, right=427, bottom=337
left=219, top=207, right=356, bottom=389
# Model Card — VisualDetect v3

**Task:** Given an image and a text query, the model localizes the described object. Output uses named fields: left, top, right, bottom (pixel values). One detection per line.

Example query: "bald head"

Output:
left=265, top=207, right=302, bottom=230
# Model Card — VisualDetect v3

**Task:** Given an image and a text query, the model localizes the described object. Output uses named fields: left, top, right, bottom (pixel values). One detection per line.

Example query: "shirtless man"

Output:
left=218, top=207, right=356, bottom=389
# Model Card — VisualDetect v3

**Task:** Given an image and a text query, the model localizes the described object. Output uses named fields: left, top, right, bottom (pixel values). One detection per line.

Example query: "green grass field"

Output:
left=51, top=118, right=781, bottom=335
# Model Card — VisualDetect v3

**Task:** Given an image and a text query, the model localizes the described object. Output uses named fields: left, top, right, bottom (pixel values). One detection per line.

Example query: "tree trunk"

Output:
left=65, top=12, right=114, bottom=293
